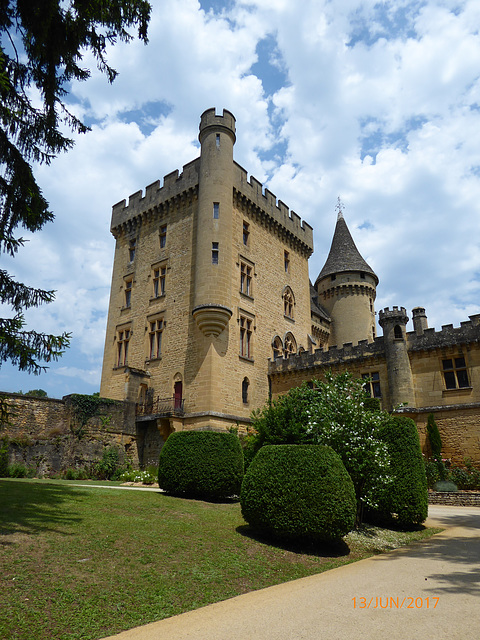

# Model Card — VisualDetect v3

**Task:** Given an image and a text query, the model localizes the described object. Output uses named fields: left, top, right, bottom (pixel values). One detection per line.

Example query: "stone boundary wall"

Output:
left=400, top=404, right=480, bottom=467
left=428, top=491, right=480, bottom=506
left=0, top=392, right=137, bottom=474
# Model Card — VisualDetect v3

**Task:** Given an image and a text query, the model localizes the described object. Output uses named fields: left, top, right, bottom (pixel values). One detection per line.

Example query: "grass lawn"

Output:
left=0, top=479, right=440, bottom=640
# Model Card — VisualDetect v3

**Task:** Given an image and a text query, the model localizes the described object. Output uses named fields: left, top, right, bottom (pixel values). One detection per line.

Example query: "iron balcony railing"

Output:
left=136, top=396, right=185, bottom=417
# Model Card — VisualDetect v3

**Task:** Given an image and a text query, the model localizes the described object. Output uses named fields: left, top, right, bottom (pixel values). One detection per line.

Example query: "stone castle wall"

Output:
left=1, top=393, right=137, bottom=474
left=269, top=320, right=480, bottom=465
left=404, top=404, right=480, bottom=466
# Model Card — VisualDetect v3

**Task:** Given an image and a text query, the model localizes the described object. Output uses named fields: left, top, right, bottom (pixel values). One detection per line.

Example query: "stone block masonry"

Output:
left=1, top=393, right=137, bottom=474
left=428, top=491, right=480, bottom=506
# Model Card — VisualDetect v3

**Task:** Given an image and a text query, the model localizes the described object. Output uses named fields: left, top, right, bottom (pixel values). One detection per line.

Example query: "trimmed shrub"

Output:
left=158, top=430, right=244, bottom=500
left=373, top=416, right=428, bottom=527
left=240, top=445, right=356, bottom=543
left=427, top=413, right=442, bottom=458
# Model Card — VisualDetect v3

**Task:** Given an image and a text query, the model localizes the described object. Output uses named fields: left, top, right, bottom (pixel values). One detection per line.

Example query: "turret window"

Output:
left=159, top=225, right=167, bottom=248
left=240, top=262, right=253, bottom=297
left=442, top=356, right=469, bottom=389
left=213, top=202, right=219, bottom=219
left=148, top=318, right=164, bottom=360
left=116, top=327, right=131, bottom=367
left=212, top=242, right=219, bottom=264
left=153, top=265, right=166, bottom=298
left=284, top=251, right=290, bottom=273
left=216, top=133, right=220, bottom=148
left=128, top=239, right=136, bottom=262
left=243, top=221, right=249, bottom=246
left=124, top=278, right=133, bottom=308
left=394, top=325, right=403, bottom=339
left=239, top=315, right=253, bottom=359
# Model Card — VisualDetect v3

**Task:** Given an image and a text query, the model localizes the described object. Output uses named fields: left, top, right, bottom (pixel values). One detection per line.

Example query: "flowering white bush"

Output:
left=120, top=470, right=156, bottom=484
left=250, top=371, right=392, bottom=523
left=306, top=372, right=391, bottom=519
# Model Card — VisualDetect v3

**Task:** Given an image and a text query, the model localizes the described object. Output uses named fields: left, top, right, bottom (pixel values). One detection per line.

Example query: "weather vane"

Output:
left=335, top=196, right=345, bottom=219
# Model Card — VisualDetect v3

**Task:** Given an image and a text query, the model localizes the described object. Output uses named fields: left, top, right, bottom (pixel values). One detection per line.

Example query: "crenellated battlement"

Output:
left=233, top=162, right=314, bottom=254
left=269, top=312, right=480, bottom=376
left=378, top=306, right=409, bottom=324
left=268, top=336, right=386, bottom=375
left=110, top=158, right=200, bottom=235
left=109, top=145, right=314, bottom=251
left=407, top=314, right=480, bottom=351
left=199, top=108, right=236, bottom=143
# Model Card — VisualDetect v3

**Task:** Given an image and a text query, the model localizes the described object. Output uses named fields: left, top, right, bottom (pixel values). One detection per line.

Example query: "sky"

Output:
left=2, top=0, right=480, bottom=398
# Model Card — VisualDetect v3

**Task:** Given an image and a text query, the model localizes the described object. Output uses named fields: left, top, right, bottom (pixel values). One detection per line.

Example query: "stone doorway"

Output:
left=135, top=418, right=172, bottom=468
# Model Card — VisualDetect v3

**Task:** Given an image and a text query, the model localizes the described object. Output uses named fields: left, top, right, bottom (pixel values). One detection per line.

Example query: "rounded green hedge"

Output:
left=240, top=444, right=356, bottom=543
left=157, top=430, right=244, bottom=500
left=374, top=416, right=428, bottom=527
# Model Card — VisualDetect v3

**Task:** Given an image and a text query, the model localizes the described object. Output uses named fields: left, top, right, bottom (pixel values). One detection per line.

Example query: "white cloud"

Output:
left=3, top=0, right=480, bottom=395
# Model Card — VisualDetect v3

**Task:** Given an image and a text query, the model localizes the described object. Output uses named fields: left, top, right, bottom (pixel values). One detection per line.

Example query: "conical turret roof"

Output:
left=315, top=211, right=378, bottom=285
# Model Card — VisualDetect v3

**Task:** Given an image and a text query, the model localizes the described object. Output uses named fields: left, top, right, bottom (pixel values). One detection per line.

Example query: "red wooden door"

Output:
left=174, top=381, right=183, bottom=410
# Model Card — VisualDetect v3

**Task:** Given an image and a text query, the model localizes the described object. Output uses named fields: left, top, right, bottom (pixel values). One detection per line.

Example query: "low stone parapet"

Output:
left=428, top=491, right=480, bottom=506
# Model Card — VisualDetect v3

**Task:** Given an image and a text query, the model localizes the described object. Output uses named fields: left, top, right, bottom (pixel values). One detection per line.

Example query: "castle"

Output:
left=100, top=109, right=480, bottom=465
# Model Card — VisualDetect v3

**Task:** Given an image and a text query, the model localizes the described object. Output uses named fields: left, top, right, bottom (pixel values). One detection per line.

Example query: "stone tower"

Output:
left=315, top=210, right=378, bottom=347
left=193, top=108, right=236, bottom=336
left=100, top=108, right=314, bottom=433
left=378, top=306, right=415, bottom=409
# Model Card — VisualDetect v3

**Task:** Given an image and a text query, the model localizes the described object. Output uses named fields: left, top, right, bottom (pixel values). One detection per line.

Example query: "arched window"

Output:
left=272, top=336, right=283, bottom=359
left=284, top=332, right=297, bottom=357
left=394, top=325, right=403, bottom=339
left=283, top=287, right=295, bottom=319
left=242, top=377, right=249, bottom=404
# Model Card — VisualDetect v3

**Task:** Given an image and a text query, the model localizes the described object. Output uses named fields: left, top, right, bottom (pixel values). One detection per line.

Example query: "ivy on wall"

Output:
left=68, top=395, right=118, bottom=439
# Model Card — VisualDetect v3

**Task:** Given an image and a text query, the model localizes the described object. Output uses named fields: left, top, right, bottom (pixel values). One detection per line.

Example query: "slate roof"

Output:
left=315, top=212, right=378, bottom=285
left=310, top=282, right=331, bottom=321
